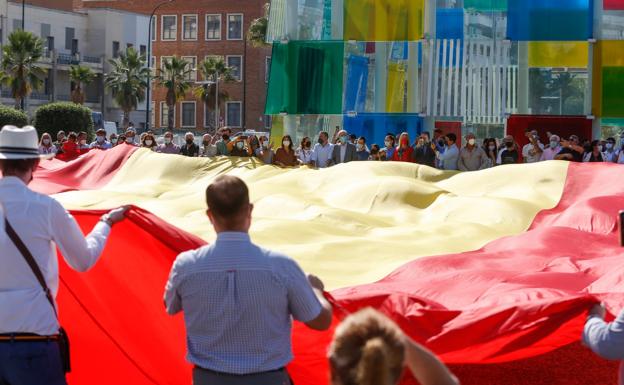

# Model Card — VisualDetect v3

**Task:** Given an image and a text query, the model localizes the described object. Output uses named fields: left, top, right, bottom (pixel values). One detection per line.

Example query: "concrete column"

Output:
left=374, top=43, right=388, bottom=112
left=591, top=0, right=604, bottom=139
left=422, top=0, right=437, bottom=132
left=331, top=0, right=343, bottom=40
left=517, top=42, right=529, bottom=114
left=283, top=0, right=299, bottom=136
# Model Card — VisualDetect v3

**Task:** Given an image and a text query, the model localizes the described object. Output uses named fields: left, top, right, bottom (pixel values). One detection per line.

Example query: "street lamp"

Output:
left=145, top=0, right=174, bottom=131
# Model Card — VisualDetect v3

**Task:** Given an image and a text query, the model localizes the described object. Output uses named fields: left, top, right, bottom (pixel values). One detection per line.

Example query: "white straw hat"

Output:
left=0, top=125, right=54, bottom=160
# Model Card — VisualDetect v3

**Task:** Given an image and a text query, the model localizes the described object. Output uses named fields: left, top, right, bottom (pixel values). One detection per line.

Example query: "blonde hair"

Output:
left=329, top=308, right=405, bottom=385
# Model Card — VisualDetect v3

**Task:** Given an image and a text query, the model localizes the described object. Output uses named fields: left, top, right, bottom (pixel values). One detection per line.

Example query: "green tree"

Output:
left=69, top=65, right=96, bottom=105
left=157, top=56, right=192, bottom=130
left=104, top=47, right=149, bottom=129
left=194, top=57, right=236, bottom=131
left=0, top=30, right=45, bottom=110
left=247, top=3, right=270, bottom=48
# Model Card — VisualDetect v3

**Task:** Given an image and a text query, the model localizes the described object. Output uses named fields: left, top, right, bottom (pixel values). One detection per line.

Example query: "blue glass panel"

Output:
left=437, top=9, right=464, bottom=40
left=343, top=55, right=370, bottom=113
left=506, top=0, right=593, bottom=41
left=343, top=113, right=423, bottom=147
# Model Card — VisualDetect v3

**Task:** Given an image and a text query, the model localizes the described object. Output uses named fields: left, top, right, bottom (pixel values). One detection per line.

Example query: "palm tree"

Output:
left=247, top=3, right=270, bottom=48
left=0, top=30, right=45, bottom=110
left=157, top=56, right=192, bottom=130
left=104, top=47, right=150, bottom=129
left=69, top=65, right=95, bottom=105
left=194, top=57, right=236, bottom=132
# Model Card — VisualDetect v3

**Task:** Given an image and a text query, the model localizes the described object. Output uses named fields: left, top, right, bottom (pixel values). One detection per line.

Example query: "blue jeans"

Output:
left=0, top=341, right=66, bottom=385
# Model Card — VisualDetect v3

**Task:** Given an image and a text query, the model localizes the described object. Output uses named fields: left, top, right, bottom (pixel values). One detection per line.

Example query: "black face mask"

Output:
left=318, top=138, right=324, bottom=145
left=304, top=142, right=311, bottom=148
left=222, top=135, right=230, bottom=141
left=438, top=139, right=445, bottom=147
left=203, top=142, right=210, bottom=146
left=186, top=139, right=194, bottom=145
left=506, top=142, right=513, bottom=148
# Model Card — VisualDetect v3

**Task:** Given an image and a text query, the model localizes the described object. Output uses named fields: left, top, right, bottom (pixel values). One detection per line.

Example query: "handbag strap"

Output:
left=5, top=218, right=58, bottom=319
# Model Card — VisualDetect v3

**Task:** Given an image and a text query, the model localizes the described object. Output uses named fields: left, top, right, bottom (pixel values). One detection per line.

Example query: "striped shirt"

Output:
left=164, top=232, right=322, bottom=375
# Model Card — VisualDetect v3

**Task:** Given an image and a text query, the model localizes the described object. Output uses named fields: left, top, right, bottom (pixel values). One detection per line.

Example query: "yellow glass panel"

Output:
left=528, top=42, right=588, bottom=68
left=344, top=0, right=425, bottom=42
left=599, top=40, right=624, bottom=67
left=386, top=62, right=407, bottom=112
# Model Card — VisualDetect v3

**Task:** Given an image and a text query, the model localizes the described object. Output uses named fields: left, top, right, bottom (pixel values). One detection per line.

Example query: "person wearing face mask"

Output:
left=38, top=132, right=57, bottom=156
left=311, top=131, right=333, bottom=168
left=141, top=133, right=158, bottom=151
left=256, top=135, right=274, bottom=164
left=355, top=136, right=370, bottom=161
left=77, top=132, right=90, bottom=154
left=540, top=135, right=562, bottom=161
left=498, top=136, right=520, bottom=165
left=433, top=133, right=459, bottom=170
left=328, top=130, right=357, bottom=166
left=391, top=132, right=415, bottom=162
left=458, top=133, right=489, bottom=171
left=53, top=131, right=66, bottom=154
left=89, top=129, right=112, bottom=150
left=200, top=134, right=217, bottom=157
left=602, top=137, right=619, bottom=163
left=180, top=132, right=200, bottom=157
left=583, top=140, right=606, bottom=163
left=109, top=133, right=119, bottom=147
left=483, top=138, right=498, bottom=167
left=273, top=135, right=298, bottom=167
left=412, top=132, right=436, bottom=167
left=229, top=136, right=251, bottom=157
left=522, top=130, right=544, bottom=163
left=58, top=132, right=81, bottom=161
left=555, top=135, right=584, bottom=162
left=157, top=131, right=181, bottom=154
left=297, top=137, right=314, bottom=165
left=383, top=134, right=396, bottom=161
left=216, top=128, right=232, bottom=156
left=369, top=144, right=381, bottom=161
left=124, top=129, right=138, bottom=147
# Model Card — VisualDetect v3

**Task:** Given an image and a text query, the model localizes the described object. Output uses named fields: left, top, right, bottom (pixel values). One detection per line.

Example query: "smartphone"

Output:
left=620, top=210, right=624, bottom=247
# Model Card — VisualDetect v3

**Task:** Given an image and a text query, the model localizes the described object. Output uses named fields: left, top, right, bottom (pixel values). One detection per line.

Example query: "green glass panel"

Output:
left=602, top=67, right=624, bottom=118
left=464, top=0, right=507, bottom=11
left=265, top=41, right=344, bottom=115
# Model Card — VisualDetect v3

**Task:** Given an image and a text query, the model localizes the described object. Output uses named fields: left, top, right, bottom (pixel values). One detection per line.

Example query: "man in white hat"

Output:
left=0, top=126, right=128, bottom=385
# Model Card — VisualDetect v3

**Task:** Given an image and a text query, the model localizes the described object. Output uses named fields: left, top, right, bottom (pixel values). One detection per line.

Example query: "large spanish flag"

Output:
left=31, top=145, right=624, bottom=385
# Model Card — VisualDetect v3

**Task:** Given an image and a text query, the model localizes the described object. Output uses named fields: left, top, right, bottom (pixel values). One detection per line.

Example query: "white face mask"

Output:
left=468, top=138, right=476, bottom=146
left=164, top=138, right=172, bottom=144
left=283, top=140, right=291, bottom=147
left=145, top=140, right=153, bottom=146
left=126, top=137, right=134, bottom=144
left=111, top=138, right=118, bottom=144
left=80, top=139, right=87, bottom=145
left=42, top=139, right=50, bottom=145
left=357, top=144, right=365, bottom=151
left=385, top=141, right=392, bottom=148
left=96, top=136, right=105, bottom=143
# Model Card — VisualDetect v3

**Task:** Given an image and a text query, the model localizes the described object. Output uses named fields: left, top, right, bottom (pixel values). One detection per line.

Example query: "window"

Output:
left=205, top=14, right=221, bottom=40
left=162, top=15, right=177, bottom=41
left=227, top=14, right=243, bottom=40
left=182, top=15, right=198, bottom=40
left=150, top=102, right=155, bottom=128
left=227, top=55, right=243, bottom=81
left=140, top=45, right=146, bottom=57
left=151, top=17, right=157, bottom=41
left=65, top=27, right=75, bottom=50
left=160, top=102, right=175, bottom=127
left=264, top=115, right=272, bottom=129
left=182, top=56, right=197, bottom=81
left=181, top=101, right=196, bottom=127
left=226, top=101, right=241, bottom=127
left=265, top=56, right=271, bottom=83
left=150, top=56, right=156, bottom=75
left=112, top=41, right=120, bottom=58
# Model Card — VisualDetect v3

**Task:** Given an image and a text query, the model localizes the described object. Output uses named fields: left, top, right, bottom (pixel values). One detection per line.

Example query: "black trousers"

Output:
left=192, top=367, right=293, bottom=385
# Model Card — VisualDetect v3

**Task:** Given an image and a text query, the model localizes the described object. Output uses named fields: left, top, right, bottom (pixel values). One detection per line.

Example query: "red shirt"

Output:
left=392, top=146, right=414, bottom=162
left=58, top=141, right=80, bottom=161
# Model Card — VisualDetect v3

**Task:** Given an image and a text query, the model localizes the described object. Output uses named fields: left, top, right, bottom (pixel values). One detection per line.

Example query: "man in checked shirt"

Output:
left=164, top=175, right=333, bottom=385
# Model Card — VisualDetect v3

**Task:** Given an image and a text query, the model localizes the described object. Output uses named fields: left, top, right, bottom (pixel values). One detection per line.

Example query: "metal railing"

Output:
left=57, top=53, right=80, bottom=65
left=83, top=55, right=102, bottom=65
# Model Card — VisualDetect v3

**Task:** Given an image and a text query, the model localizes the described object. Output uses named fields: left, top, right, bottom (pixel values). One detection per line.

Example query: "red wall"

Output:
left=506, top=115, right=593, bottom=149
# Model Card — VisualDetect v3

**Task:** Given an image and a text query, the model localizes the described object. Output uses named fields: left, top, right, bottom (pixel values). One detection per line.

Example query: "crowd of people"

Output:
left=39, top=124, right=624, bottom=170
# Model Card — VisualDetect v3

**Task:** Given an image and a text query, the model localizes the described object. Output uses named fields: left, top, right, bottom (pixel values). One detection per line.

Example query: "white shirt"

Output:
left=522, top=142, right=544, bottom=163
left=0, top=177, right=111, bottom=335
left=200, top=144, right=218, bottom=157
left=311, top=143, right=333, bottom=168
left=340, top=144, right=347, bottom=163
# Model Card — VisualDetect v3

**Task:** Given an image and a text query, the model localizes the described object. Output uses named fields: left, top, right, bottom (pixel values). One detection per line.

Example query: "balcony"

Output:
left=57, top=53, right=80, bottom=66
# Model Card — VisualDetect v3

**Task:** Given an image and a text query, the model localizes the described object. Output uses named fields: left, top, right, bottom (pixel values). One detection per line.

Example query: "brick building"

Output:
left=80, top=0, right=271, bottom=133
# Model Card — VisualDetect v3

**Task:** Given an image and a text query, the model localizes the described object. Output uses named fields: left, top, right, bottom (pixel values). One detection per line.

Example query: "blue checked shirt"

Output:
left=164, top=232, right=322, bottom=375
